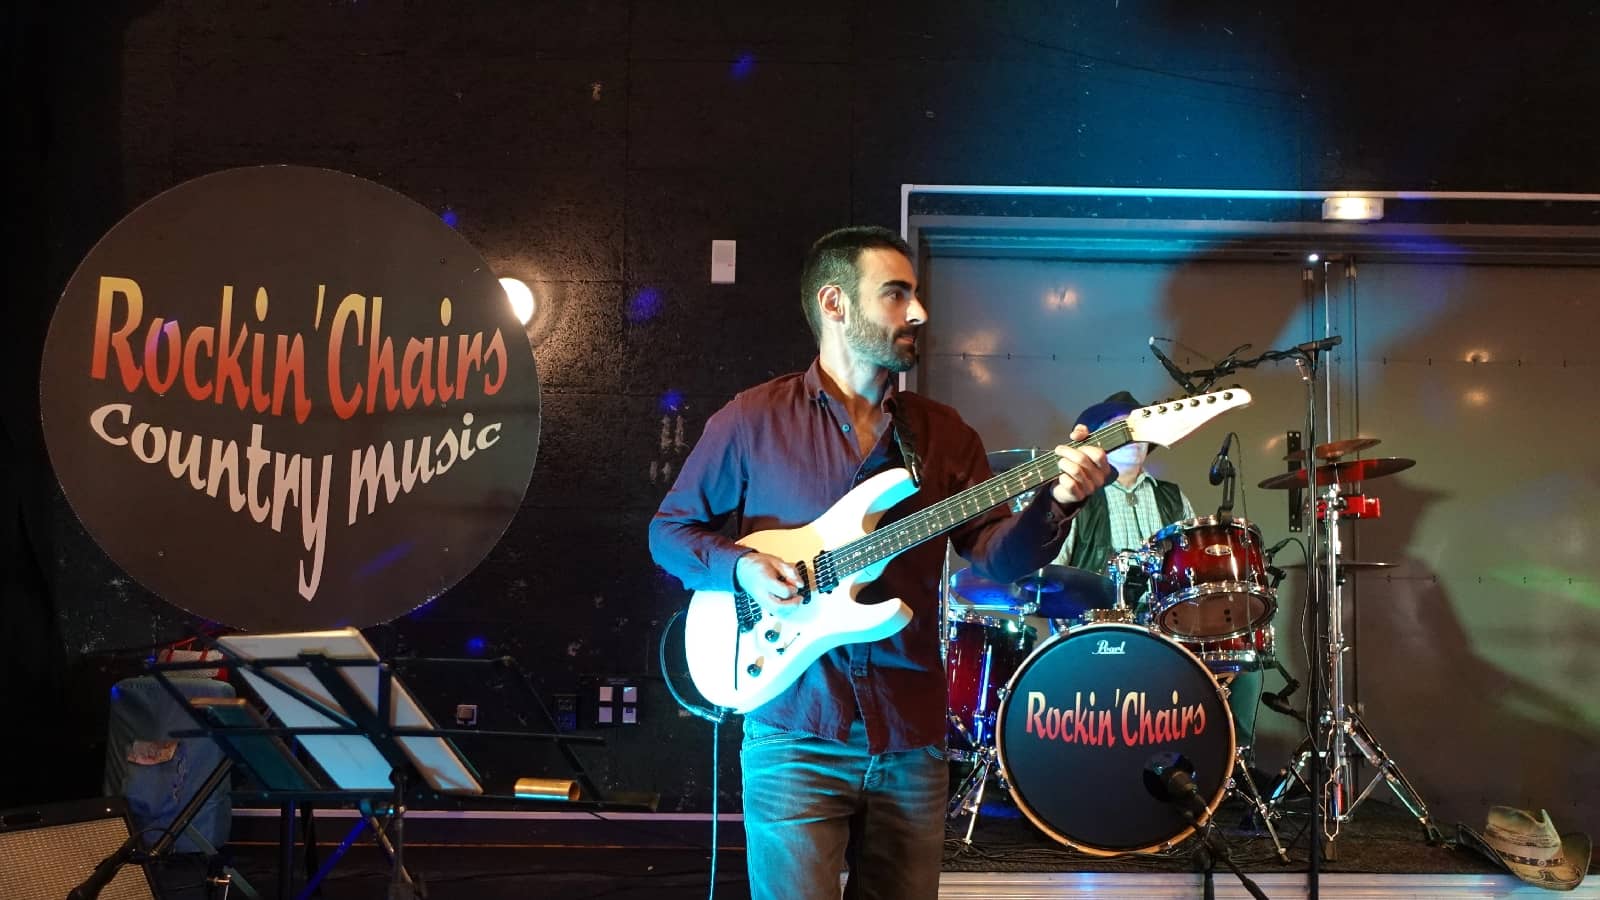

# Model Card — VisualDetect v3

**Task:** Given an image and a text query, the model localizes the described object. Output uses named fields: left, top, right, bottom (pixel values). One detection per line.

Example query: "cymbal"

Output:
left=949, top=567, right=1027, bottom=611
left=987, top=448, right=1043, bottom=474
left=1284, top=438, right=1381, bottom=462
left=1011, top=565, right=1117, bottom=620
left=1283, top=559, right=1397, bottom=570
left=948, top=564, right=1117, bottom=617
left=1258, top=457, right=1415, bottom=490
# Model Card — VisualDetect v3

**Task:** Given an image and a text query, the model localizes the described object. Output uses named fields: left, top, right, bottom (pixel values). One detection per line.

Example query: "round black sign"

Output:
left=996, top=624, right=1235, bottom=854
left=40, top=166, right=540, bottom=631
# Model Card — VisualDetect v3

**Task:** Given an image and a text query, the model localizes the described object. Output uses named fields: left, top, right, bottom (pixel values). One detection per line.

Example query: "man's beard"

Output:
left=845, top=313, right=918, bottom=372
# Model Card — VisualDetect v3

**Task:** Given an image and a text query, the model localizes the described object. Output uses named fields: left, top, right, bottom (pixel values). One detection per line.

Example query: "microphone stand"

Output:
left=1170, top=797, right=1272, bottom=900
left=1149, top=337, right=1341, bottom=397
left=1195, top=823, right=1272, bottom=900
left=1150, top=334, right=1344, bottom=897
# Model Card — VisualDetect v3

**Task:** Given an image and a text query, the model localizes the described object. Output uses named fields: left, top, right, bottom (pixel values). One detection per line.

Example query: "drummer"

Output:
left=1048, top=390, right=1195, bottom=627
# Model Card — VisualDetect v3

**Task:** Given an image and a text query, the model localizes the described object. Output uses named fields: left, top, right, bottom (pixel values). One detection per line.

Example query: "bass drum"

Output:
left=994, top=623, right=1236, bottom=856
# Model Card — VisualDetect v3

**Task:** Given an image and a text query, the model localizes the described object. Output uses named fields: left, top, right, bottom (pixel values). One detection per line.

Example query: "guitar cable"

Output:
left=658, top=608, right=730, bottom=900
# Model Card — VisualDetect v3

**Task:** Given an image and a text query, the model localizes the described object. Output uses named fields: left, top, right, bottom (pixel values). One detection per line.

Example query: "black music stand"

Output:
left=119, top=628, right=654, bottom=900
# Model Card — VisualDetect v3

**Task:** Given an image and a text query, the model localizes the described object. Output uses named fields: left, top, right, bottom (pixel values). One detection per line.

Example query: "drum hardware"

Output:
left=1317, top=492, right=1380, bottom=519
left=945, top=726, right=1003, bottom=844
left=1264, top=465, right=1445, bottom=854
left=1146, top=330, right=1444, bottom=866
left=1283, top=558, right=1395, bottom=570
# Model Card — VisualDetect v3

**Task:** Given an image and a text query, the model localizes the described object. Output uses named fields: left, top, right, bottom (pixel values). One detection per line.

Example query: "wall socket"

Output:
left=454, top=703, right=478, bottom=726
left=553, top=693, right=578, bottom=732
left=579, top=676, right=640, bottom=727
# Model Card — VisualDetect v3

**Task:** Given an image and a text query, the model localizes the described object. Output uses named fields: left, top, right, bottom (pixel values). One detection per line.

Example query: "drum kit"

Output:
left=941, top=432, right=1437, bottom=861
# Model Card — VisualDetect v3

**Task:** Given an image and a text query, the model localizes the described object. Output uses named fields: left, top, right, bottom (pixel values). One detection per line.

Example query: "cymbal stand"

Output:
left=1268, top=481, right=1443, bottom=854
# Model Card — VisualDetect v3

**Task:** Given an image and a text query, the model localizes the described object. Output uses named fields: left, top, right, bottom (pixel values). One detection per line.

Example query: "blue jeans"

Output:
left=741, top=718, right=946, bottom=900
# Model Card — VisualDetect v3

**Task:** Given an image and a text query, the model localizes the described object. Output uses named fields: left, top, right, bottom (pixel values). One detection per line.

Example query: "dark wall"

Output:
left=6, top=0, right=1597, bottom=810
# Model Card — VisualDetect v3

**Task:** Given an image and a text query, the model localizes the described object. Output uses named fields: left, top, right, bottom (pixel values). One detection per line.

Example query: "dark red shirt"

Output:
left=650, top=360, right=1078, bottom=753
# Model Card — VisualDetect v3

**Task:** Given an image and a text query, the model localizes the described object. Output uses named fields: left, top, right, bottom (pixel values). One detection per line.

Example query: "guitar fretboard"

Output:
left=814, top=421, right=1133, bottom=587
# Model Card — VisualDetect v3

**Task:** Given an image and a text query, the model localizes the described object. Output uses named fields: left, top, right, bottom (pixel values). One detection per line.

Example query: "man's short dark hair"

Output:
left=799, top=226, right=913, bottom=343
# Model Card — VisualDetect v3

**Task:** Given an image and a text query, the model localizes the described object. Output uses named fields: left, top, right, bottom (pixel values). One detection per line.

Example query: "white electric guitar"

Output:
left=683, top=389, right=1253, bottom=713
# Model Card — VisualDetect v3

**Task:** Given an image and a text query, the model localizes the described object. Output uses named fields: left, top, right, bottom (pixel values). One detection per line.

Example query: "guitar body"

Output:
left=684, top=468, right=919, bottom=713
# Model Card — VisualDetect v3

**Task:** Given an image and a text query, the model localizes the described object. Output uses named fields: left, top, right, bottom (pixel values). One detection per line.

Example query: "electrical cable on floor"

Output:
left=707, top=714, right=720, bottom=900
left=656, top=607, right=729, bottom=900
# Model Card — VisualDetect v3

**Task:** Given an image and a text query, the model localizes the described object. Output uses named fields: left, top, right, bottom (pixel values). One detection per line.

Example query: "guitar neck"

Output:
left=824, top=420, right=1133, bottom=580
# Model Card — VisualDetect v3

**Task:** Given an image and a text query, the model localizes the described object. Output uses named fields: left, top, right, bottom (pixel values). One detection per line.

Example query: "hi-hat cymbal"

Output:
left=1283, top=559, right=1397, bottom=570
left=1011, top=565, right=1117, bottom=620
left=987, top=448, right=1043, bottom=474
left=1258, top=457, right=1415, bottom=490
left=1284, top=438, right=1381, bottom=462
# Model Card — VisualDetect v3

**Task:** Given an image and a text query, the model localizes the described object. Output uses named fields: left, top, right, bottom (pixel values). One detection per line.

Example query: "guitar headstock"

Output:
left=1123, top=388, right=1252, bottom=448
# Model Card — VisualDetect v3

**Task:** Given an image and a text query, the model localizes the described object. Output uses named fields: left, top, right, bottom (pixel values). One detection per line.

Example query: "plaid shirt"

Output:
left=1053, top=470, right=1194, bottom=564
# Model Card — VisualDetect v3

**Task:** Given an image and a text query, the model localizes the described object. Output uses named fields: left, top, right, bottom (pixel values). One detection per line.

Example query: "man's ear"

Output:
left=818, top=284, right=848, bottom=324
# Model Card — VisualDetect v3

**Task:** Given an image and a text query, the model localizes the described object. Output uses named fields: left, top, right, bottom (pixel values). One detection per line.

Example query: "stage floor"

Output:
left=158, top=795, right=1597, bottom=900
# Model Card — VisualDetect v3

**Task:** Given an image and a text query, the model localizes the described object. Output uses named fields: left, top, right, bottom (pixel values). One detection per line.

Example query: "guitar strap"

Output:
left=886, top=397, right=922, bottom=489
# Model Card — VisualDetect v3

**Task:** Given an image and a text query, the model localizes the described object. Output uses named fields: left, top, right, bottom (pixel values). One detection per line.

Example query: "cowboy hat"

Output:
left=1458, top=806, right=1590, bottom=891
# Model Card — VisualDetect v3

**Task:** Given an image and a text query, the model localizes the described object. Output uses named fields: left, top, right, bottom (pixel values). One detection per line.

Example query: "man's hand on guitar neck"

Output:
left=736, top=551, right=807, bottom=618
left=1049, top=423, right=1116, bottom=505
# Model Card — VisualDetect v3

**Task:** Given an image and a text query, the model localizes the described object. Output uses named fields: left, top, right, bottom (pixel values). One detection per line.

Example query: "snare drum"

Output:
left=1147, top=516, right=1276, bottom=640
left=994, top=623, right=1235, bottom=855
left=946, top=612, right=1036, bottom=751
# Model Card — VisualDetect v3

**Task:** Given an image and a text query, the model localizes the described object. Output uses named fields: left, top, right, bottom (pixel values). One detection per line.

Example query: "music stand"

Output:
left=130, top=628, right=648, bottom=900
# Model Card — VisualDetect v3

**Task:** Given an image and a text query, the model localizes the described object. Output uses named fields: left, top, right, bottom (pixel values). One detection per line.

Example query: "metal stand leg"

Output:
left=1340, top=707, right=1444, bottom=843
left=1230, top=748, right=1290, bottom=863
left=950, top=754, right=992, bottom=846
left=1266, top=706, right=1442, bottom=846
left=1267, top=737, right=1314, bottom=813
left=946, top=741, right=994, bottom=840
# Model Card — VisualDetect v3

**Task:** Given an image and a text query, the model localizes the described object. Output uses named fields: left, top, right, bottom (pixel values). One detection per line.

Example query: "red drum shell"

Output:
left=1178, top=624, right=1275, bottom=674
left=946, top=613, right=1036, bottom=748
left=1148, top=516, right=1276, bottom=640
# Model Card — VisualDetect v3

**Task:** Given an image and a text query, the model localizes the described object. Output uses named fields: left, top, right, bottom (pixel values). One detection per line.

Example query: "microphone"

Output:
left=1261, top=661, right=1303, bottom=719
left=1262, top=537, right=1293, bottom=560
left=1261, top=690, right=1301, bottom=720
left=1293, top=335, right=1342, bottom=354
left=1148, top=337, right=1192, bottom=393
left=1143, top=752, right=1210, bottom=821
left=1207, top=433, right=1234, bottom=486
